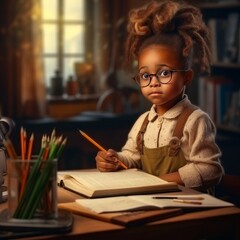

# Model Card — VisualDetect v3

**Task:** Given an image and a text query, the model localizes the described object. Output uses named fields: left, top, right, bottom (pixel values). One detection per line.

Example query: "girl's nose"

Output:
left=149, top=75, right=160, bottom=87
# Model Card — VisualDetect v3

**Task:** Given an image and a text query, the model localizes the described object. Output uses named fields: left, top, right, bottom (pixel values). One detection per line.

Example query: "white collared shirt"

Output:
left=118, top=95, right=224, bottom=188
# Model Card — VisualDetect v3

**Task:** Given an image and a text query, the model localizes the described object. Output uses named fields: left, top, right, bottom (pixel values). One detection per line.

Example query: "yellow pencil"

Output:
left=173, top=199, right=202, bottom=205
left=79, top=130, right=128, bottom=170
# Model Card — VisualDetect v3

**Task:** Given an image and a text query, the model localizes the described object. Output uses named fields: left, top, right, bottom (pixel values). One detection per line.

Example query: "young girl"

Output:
left=95, top=0, right=224, bottom=191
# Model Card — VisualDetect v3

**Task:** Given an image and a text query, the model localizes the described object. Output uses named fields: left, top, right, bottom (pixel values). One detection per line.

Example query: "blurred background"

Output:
left=0, top=0, right=239, bottom=185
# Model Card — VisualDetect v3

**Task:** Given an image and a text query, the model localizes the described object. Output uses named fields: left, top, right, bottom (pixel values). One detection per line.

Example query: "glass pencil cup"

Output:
left=7, top=157, right=58, bottom=220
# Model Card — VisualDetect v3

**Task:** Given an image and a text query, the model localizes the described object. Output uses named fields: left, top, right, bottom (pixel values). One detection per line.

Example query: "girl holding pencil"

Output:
left=95, top=0, right=224, bottom=193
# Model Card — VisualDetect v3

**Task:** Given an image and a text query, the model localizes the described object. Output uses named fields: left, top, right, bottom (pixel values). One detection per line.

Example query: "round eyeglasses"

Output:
left=133, top=69, right=189, bottom=87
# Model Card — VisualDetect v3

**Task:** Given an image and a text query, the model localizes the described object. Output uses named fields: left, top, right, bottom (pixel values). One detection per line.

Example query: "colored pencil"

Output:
left=79, top=130, right=128, bottom=170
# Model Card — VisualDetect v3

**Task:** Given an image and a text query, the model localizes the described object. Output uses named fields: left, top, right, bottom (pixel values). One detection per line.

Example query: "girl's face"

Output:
left=137, top=44, right=192, bottom=115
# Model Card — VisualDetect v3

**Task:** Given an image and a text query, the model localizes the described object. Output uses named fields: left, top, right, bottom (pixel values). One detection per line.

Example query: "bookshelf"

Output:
left=195, top=1, right=240, bottom=133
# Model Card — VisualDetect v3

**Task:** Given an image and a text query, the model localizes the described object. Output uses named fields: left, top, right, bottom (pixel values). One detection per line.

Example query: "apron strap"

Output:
left=172, top=105, right=198, bottom=139
left=136, top=114, right=150, bottom=154
left=136, top=105, right=198, bottom=154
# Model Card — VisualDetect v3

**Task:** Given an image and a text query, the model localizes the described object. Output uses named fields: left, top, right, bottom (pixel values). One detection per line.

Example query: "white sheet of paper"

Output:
left=75, top=193, right=234, bottom=213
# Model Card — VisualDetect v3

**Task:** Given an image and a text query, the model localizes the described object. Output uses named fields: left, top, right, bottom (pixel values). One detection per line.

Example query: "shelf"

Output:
left=211, top=62, right=240, bottom=69
left=47, top=93, right=99, bottom=103
left=217, top=124, right=240, bottom=134
left=196, top=2, right=240, bottom=10
left=194, top=2, right=240, bottom=19
left=46, top=94, right=99, bottom=118
left=196, top=1, right=240, bottom=136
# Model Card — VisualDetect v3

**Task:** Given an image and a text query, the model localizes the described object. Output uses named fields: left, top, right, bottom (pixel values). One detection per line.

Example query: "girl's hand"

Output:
left=95, top=149, right=120, bottom=172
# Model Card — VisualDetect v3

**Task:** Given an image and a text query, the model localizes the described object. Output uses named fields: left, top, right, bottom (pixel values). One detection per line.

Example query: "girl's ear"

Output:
left=184, top=69, right=193, bottom=85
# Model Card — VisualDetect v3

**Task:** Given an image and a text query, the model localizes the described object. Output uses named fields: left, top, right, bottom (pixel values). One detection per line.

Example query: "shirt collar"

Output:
left=148, top=95, right=191, bottom=122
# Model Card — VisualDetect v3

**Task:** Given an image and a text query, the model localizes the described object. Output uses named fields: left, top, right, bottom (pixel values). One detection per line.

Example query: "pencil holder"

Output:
left=7, top=157, right=58, bottom=220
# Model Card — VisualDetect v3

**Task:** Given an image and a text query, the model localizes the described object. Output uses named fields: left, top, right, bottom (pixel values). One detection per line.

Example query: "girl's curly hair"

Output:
left=125, top=0, right=211, bottom=74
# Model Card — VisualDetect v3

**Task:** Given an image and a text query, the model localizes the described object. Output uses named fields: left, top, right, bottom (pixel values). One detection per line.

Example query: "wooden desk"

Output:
left=1, top=186, right=239, bottom=240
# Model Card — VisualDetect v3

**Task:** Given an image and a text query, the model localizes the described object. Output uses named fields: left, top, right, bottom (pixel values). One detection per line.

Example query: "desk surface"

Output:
left=0, top=188, right=240, bottom=240
left=1, top=186, right=240, bottom=240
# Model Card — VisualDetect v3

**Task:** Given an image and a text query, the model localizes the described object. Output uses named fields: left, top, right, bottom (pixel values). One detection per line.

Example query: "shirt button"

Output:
left=158, top=117, right=163, bottom=124
left=157, top=117, right=163, bottom=128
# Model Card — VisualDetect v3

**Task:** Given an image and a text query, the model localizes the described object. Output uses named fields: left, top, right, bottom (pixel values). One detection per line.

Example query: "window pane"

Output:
left=64, top=0, right=85, bottom=21
left=43, top=58, right=58, bottom=87
left=64, top=57, right=84, bottom=82
left=42, top=24, right=57, bottom=54
left=42, top=0, right=58, bottom=20
left=64, top=25, right=85, bottom=54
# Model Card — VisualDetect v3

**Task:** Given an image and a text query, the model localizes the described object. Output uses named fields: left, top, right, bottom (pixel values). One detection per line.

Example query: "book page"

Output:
left=75, top=193, right=234, bottom=213
left=61, top=169, right=174, bottom=190
left=129, top=194, right=234, bottom=209
left=75, top=196, right=156, bottom=213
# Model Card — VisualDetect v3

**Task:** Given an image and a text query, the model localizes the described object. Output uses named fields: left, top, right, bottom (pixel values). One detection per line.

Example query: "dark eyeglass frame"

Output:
left=133, top=69, right=189, bottom=87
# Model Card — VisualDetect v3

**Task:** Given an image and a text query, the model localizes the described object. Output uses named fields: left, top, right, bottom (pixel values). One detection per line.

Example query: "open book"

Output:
left=74, top=193, right=234, bottom=213
left=58, top=190, right=234, bottom=226
left=57, top=169, right=179, bottom=198
left=58, top=202, right=182, bottom=226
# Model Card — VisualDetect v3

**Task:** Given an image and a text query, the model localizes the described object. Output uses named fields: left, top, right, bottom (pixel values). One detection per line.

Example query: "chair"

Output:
left=215, top=174, right=240, bottom=207
left=96, top=70, right=141, bottom=114
left=96, top=89, right=125, bottom=114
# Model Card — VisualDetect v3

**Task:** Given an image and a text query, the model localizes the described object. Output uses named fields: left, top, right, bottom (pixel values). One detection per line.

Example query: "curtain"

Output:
left=1, top=0, right=46, bottom=119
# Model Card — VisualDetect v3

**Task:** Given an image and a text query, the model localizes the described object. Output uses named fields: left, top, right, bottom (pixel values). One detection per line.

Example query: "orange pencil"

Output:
left=20, top=133, right=34, bottom=198
left=27, top=133, right=34, bottom=160
left=79, top=130, right=128, bottom=170
left=20, top=127, right=27, bottom=160
left=23, top=130, right=27, bottom=159
left=42, top=146, right=50, bottom=161
left=20, top=127, right=24, bottom=160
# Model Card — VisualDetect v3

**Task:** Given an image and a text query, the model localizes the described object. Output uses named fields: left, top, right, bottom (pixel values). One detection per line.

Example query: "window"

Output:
left=41, top=0, right=86, bottom=88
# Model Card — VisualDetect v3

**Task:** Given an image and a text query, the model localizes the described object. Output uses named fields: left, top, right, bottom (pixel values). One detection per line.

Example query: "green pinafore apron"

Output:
left=136, top=106, right=198, bottom=178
